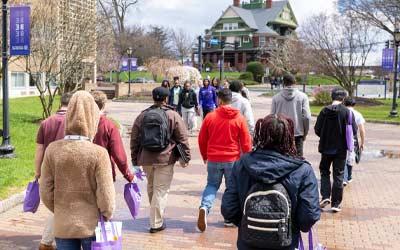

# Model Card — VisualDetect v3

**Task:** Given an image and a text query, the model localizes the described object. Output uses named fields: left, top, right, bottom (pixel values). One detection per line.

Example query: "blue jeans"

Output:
left=55, top=237, right=95, bottom=250
left=200, top=161, right=234, bottom=213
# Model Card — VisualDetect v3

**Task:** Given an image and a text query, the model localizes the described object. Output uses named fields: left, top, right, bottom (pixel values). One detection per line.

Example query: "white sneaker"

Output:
left=343, top=181, right=348, bottom=187
left=331, top=205, right=342, bottom=213
left=197, top=207, right=207, bottom=232
left=320, top=198, right=331, bottom=208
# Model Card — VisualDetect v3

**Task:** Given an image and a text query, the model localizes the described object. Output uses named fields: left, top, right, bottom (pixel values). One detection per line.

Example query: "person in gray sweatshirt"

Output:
left=229, top=80, right=255, bottom=135
left=271, top=73, right=311, bottom=157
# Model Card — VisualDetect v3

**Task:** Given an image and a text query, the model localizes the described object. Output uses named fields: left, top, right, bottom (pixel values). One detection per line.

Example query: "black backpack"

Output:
left=140, top=107, right=170, bottom=152
left=240, top=181, right=292, bottom=249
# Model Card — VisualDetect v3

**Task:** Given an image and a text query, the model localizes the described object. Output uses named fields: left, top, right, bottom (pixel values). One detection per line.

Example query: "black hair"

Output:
left=161, top=80, right=170, bottom=89
left=217, top=88, right=232, bottom=104
left=283, top=73, right=296, bottom=87
left=331, top=88, right=348, bottom=101
left=344, top=96, right=356, bottom=107
left=61, top=92, right=73, bottom=107
left=229, top=80, right=243, bottom=93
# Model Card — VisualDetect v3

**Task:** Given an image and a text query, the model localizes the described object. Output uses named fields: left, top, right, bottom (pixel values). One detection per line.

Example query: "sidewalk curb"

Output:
left=0, top=191, right=25, bottom=214
left=310, top=114, right=400, bottom=125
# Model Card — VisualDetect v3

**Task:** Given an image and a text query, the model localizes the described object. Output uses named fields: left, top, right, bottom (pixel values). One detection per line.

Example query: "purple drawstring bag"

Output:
left=299, top=227, right=327, bottom=250
left=124, top=183, right=141, bottom=219
left=346, top=110, right=354, bottom=152
left=91, top=215, right=122, bottom=250
left=23, top=180, right=40, bottom=213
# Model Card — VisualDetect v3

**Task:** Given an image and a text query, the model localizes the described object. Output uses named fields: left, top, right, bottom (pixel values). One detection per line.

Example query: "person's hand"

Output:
left=203, top=160, right=208, bottom=165
left=360, top=144, right=364, bottom=152
left=34, top=171, right=41, bottom=180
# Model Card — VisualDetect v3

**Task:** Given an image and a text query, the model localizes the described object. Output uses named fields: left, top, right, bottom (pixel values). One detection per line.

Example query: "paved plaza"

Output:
left=0, top=91, right=399, bottom=250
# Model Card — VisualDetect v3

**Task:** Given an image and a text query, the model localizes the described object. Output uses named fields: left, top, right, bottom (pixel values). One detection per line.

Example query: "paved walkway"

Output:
left=0, top=92, right=400, bottom=250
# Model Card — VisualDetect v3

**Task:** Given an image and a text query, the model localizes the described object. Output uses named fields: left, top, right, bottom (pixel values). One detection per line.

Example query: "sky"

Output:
left=130, top=0, right=382, bottom=65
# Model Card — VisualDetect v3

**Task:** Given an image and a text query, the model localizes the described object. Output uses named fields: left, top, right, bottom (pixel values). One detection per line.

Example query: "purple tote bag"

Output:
left=91, top=216, right=122, bottom=250
left=346, top=110, right=354, bottom=152
left=299, top=228, right=327, bottom=250
left=23, top=180, right=40, bottom=213
left=124, top=183, right=142, bottom=219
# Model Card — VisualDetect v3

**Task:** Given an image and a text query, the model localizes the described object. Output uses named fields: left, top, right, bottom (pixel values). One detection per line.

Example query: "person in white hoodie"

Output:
left=271, top=73, right=311, bottom=157
left=229, top=80, right=255, bottom=135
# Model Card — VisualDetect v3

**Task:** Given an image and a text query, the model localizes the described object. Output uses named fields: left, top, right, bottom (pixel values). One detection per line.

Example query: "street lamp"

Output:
left=127, top=47, right=133, bottom=97
left=390, top=29, right=400, bottom=117
left=0, top=0, right=15, bottom=158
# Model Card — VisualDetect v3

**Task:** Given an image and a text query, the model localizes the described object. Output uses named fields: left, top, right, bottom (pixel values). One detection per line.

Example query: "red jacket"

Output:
left=198, top=105, right=252, bottom=162
left=94, top=115, right=134, bottom=182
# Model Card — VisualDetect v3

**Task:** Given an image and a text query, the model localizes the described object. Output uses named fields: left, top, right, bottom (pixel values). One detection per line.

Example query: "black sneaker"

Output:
left=331, top=204, right=342, bottom=213
left=343, top=181, right=348, bottom=187
left=224, top=220, right=236, bottom=228
left=320, top=198, right=331, bottom=208
left=149, top=222, right=166, bottom=233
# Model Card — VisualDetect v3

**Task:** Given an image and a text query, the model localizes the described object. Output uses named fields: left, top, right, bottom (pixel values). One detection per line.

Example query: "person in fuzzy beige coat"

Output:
left=40, top=91, right=116, bottom=250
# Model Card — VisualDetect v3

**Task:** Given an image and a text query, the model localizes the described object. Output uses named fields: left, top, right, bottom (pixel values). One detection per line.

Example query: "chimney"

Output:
left=233, top=0, right=240, bottom=7
left=266, top=0, right=272, bottom=9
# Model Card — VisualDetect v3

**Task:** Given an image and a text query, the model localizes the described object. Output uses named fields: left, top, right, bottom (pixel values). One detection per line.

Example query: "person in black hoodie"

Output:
left=178, top=81, right=199, bottom=135
left=221, top=114, right=320, bottom=250
left=314, top=88, right=357, bottom=212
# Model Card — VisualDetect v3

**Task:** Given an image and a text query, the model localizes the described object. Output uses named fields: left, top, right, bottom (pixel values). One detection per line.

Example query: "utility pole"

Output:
left=0, top=0, right=15, bottom=158
left=198, top=36, right=203, bottom=73
left=219, top=40, right=225, bottom=81
left=390, top=30, right=400, bottom=117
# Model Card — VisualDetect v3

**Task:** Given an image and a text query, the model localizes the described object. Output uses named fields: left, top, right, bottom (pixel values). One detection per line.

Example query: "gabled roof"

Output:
left=219, top=0, right=296, bottom=35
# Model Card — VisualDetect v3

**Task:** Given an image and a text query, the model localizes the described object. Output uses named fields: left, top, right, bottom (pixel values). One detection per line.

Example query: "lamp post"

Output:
left=390, top=30, right=400, bottom=117
left=0, top=0, right=15, bottom=158
left=127, top=47, right=133, bottom=97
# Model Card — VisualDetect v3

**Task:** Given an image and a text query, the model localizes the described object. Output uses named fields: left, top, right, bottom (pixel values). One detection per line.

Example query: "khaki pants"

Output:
left=143, top=165, right=174, bottom=229
left=41, top=214, right=55, bottom=245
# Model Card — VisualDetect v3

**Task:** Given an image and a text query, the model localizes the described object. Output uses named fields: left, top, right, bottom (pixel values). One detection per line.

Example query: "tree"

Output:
left=172, top=29, right=194, bottom=64
left=146, top=58, right=179, bottom=81
left=300, top=13, right=377, bottom=96
left=147, top=25, right=173, bottom=58
left=14, top=0, right=96, bottom=118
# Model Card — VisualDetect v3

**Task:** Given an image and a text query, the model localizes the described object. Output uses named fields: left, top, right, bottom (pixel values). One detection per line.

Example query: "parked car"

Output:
left=137, top=66, right=148, bottom=72
left=129, top=77, right=154, bottom=84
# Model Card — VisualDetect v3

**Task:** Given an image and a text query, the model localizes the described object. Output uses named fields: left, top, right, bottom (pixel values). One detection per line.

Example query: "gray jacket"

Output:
left=232, top=92, right=255, bottom=134
left=271, top=87, right=311, bottom=137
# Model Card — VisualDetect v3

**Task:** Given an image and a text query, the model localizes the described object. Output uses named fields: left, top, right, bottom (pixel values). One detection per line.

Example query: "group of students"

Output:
left=35, top=72, right=365, bottom=250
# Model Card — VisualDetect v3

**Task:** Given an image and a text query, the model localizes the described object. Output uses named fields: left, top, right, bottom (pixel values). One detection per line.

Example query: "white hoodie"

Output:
left=231, top=92, right=255, bottom=135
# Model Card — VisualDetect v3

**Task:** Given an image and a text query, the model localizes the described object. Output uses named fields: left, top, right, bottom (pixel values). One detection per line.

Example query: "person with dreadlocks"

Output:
left=221, top=114, right=320, bottom=250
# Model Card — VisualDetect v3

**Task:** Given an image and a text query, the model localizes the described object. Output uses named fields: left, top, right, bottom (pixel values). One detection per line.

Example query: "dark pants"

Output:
left=55, top=237, right=95, bottom=250
left=203, top=108, right=214, bottom=119
left=295, top=136, right=304, bottom=157
left=319, top=154, right=346, bottom=206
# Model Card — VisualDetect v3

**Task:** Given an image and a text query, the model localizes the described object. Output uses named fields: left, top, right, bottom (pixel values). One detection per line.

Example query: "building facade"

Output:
left=3, top=0, right=97, bottom=98
left=202, top=0, right=298, bottom=71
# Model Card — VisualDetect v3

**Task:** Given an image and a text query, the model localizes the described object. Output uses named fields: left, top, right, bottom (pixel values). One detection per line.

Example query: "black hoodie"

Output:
left=221, top=150, right=320, bottom=250
left=314, top=104, right=357, bottom=156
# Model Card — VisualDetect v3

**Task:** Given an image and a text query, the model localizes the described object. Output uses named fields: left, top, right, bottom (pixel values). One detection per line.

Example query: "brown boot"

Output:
left=39, top=243, right=55, bottom=250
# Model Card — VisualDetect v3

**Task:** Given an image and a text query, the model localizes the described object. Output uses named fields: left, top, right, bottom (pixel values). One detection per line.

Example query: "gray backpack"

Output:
left=141, top=107, right=170, bottom=152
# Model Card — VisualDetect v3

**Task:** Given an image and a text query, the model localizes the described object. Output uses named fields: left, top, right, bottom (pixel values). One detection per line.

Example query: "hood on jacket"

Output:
left=232, top=92, right=243, bottom=103
left=280, top=87, right=299, bottom=101
left=322, top=104, right=345, bottom=119
left=242, top=150, right=306, bottom=184
left=65, top=91, right=100, bottom=140
left=216, top=105, right=240, bottom=119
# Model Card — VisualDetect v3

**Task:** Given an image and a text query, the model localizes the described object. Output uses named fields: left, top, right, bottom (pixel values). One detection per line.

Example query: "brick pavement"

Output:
left=0, top=91, right=399, bottom=250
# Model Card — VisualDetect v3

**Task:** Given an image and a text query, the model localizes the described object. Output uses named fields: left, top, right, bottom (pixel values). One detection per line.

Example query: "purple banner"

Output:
left=120, top=58, right=138, bottom=72
left=10, top=6, right=31, bottom=56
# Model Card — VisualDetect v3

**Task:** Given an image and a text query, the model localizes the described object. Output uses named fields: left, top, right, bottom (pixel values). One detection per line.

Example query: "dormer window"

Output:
left=223, top=23, right=239, bottom=31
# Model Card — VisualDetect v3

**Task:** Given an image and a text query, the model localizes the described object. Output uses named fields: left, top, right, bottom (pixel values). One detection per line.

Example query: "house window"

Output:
left=223, top=23, right=239, bottom=31
left=11, top=72, right=26, bottom=88
left=243, top=36, right=250, bottom=43
left=259, top=36, right=266, bottom=47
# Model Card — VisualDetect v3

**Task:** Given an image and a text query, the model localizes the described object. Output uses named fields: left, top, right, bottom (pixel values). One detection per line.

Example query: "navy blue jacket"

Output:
left=221, top=150, right=320, bottom=250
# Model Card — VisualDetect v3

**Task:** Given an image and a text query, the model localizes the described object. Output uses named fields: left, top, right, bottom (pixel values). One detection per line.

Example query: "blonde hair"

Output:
left=91, top=91, right=108, bottom=110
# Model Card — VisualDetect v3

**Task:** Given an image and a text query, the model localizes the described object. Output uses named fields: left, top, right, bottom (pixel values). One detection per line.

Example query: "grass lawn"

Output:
left=310, top=99, right=400, bottom=124
left=0, top=96, right=59, bottom=199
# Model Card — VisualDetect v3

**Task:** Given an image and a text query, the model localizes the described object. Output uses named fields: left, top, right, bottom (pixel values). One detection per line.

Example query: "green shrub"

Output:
left=204, top=62, right=213, bottom=71
left=246, top=62, right=264, bottom=83
left=239, top=71, right=254, bottom=81
left=313, top=87, right=332, bottom=105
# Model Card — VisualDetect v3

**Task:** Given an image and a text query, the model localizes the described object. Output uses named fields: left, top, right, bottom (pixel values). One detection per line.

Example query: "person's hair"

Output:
left=61, top=92, right=73, bottom=107
left=161, top=80, right=170, bottom=88
left=331, top=88, right=348, bottom=101
left=217, top=88, right=232, bottom=104
left=184, top=80, right=191, bottom=87
left=229, top=80, right=243, bottom=93
left=283, top=73, right=296, bottom=87
left=344, top=96, right=356, bottom=107
left=253, top=114, right=297, bottom=157
left=203, top=79, right=210, bottom=86
left=91, top=91, right=108, bottom=110
left=212, top=77, right=220, bottom=87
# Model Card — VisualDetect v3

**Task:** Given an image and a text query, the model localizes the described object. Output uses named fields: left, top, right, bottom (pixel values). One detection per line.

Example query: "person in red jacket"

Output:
left=197, top=88, right=252, bottom=232
left=92, top=91, right=135, bottom=183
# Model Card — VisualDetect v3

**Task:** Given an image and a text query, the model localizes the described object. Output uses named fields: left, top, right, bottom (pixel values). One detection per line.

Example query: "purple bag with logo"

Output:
left=124, top=183, right=141, bottom=219
left=91, top=216, right=122, bottom=250
left=23, top=180, right=40, bottom=213
left=346, top=110, right=354, bottom=152
left=299, top=228, right=327, bottom=250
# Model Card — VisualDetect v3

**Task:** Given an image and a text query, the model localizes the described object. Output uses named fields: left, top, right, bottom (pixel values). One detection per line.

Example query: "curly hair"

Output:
left=253, top=114, right=297, bottom=157
left=91, top=91, right=108, bottom=110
